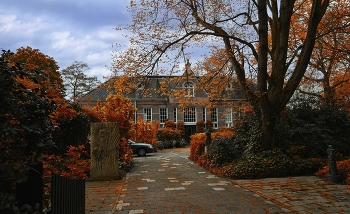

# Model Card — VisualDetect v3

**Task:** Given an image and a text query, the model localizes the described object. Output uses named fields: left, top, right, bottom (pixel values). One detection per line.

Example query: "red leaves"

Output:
left=43, top=145, right=90, bottom=180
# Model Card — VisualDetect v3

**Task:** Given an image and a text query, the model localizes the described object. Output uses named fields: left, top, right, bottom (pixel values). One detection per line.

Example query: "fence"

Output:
left=50, top=174, right=85, bottom=214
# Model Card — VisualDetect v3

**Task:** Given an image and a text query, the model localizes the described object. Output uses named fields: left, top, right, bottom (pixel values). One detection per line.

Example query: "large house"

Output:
left=79, top=62, right=247, bottom=143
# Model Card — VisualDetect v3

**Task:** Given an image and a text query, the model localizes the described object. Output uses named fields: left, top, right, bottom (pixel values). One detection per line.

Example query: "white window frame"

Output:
left=143, top=108, right=152, bottom=122
left=159, top=108, right=168, bottom=124
left=184, top=107, right=196, bottom=123
left=184, top=82, right=195, bottom=97
left=211, top=108, right=218, bottom=129
left=225, top=108, right=233, bottom=128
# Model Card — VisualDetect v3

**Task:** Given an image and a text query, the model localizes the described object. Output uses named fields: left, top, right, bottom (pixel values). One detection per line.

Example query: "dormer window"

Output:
left=184, top=82, right=194, bottom=97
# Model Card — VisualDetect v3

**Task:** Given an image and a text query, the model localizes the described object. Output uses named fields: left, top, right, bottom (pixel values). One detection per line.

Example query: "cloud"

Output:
left=0, top=0, right=130, bottom=81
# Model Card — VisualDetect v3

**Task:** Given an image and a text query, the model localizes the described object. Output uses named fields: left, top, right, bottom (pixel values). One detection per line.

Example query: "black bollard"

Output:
left=327, top=145, right=341, bottom=183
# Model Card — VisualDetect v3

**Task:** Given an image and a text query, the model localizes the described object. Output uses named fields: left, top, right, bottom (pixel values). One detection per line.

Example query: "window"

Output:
left=233, top=106, right=240, bottom=120
left=184, top=82, right=194, bottom=97
left=160, top=108, right=168, bottom=124
left=225, top=108, right=233, bottom=127
left=211, top=108, right=218, bottom=129
left=143, top=108, right=152, bottom=122
left=184, top=107, right=196, bottom=123
left=202, top=107, right=207, bottom=122
left=173, top=108, right=177, bottom=123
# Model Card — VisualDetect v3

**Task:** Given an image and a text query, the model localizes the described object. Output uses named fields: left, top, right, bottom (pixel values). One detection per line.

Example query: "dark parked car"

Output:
left=127, top=140, right=155, bottom=156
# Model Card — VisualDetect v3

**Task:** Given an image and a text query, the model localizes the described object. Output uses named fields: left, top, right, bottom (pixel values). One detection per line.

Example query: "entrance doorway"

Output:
left=184, top=125, right=196, bottom=144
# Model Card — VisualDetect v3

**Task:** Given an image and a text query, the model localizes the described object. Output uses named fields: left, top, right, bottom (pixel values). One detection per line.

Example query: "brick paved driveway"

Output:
left=87, top=148, right=292, bottom=214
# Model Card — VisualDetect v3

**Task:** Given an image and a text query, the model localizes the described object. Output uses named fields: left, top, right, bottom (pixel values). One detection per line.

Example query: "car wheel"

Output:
left=137, top=148, right=146, bottom=156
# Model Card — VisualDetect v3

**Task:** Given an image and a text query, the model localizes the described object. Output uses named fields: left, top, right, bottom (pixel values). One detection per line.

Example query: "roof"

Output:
left=78, top=75, right=246, bottom=103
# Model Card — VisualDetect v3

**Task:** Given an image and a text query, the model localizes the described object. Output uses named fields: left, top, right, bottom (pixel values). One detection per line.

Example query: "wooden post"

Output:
left=90, top=122, right=119, bottom=180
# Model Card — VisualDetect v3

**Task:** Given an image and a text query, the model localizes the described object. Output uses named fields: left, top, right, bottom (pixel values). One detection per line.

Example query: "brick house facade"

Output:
left=79, top=64, right=247, bottom=143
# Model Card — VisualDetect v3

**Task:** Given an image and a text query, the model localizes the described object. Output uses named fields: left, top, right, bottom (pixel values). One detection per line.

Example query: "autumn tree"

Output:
left=113, top=0, right=330, bottom=148
left=131, top=117, right=159, bottom=146
left=0, top=50, right=55, bottom=210
left=91, top=92, right=136, bottom=167
left=51, top=102, right=92, bottom=156
left=299, top=0, right=350, bottom=109
left=6, top=46, right=65, bottom=103
left=61, top=61, right=101, bottom=102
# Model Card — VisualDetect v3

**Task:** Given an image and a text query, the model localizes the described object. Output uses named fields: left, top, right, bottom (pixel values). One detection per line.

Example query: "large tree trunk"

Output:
left=259, top=102, right=279, bottom=150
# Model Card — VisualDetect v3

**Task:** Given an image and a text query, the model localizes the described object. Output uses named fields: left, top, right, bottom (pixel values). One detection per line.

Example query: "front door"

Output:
left=184, top=125, right=196, bottom=144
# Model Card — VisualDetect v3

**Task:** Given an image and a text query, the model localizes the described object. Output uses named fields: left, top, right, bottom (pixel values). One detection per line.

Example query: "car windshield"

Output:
left=128, top=140, right=136, bottom=144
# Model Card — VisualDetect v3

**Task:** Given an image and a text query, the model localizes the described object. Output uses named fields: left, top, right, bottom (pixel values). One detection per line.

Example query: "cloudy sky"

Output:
left=0, top=0, right=132, bottom=81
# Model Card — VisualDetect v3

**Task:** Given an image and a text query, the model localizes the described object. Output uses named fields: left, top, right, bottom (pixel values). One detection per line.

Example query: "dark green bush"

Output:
left=156, top=141, right=164, bottom=150
left=52, top=102, right=91, bottom=156
left=200, top=98, right=348, bottom=178
left=0, top=50, right=56, bottom=212
left=207, top=136, right=242, bottom=167
left=226, top=148, right=295, bottom=178
left=276, top=100, right=350, bottom=159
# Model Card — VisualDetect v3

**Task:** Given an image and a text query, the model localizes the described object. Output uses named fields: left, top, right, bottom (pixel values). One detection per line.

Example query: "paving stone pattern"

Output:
left=87, top=148, right=290, bottom=213
left=86, top=148, right=350, bottom=214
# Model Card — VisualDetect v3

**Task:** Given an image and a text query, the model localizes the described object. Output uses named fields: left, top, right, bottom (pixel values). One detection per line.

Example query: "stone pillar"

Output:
left=90, top=122, right=119, bottom=180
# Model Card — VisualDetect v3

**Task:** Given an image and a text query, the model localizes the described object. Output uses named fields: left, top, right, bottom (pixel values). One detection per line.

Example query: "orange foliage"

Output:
left=189, top=133, right=206, bottom=163
left=82, top=106, right=104, bottom=123
left=43, top=145, right=90, bottom=180
left=113, top=0, right=331, bottom=148
left=52, top=103, right=78, bottom=126
left=317, top=159, right=350, bottom=184
left=300, top=0, right=350, bottom=108
left=7, top=46, right=65, bottom=103
left=102, top=94, right=135, bottom=138
left=130, top=117, right=158, bottom=146
left=89, top=93, right=136, bottom=165
left=118, top=138, right=133, bottom=166
left=90, top=100, right=106, bottom=122
left=189, top=130, right=234, bottom=164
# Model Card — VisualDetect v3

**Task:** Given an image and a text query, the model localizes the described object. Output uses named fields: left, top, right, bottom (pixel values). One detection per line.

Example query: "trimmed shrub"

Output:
left=157, top=127, right=181, bottom=143
left=207, top=136, right=242, bottom=167
left=156, top=141, right=164, bottom=150
left=164, top=120, right=176, bottom=129
left=163, top=141, right=170, bottom=149
left=189, top=133, right=206, bottom=163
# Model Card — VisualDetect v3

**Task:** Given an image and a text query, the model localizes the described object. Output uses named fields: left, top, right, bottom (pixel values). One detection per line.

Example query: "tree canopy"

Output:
left=6, top=46, right=65, bottom=103
left=0, top=50, right=55, bottom=200
left=61, top=60, right=101, bottom=102
left=113, top=0, right=331, bottom=148
left=299, top=0, right=350, bottom=109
